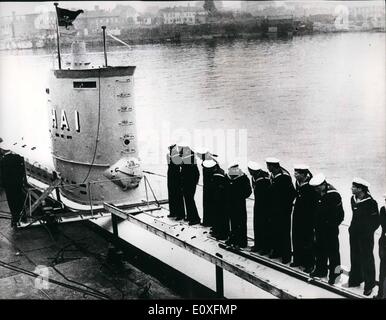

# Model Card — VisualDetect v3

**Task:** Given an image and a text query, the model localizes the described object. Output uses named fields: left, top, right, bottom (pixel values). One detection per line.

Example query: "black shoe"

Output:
left=225, top=238, right=233, bottom=246
left=328, top=272, right=341, bottom=285
left=238, top=242, right=248, bottom=248
left=363, top=288, right=373, bottom=296
left=260, top=250, right=271, bottom=256
left=310, top=270, right=327, bottom=278
left=167, top=214, right=176, bottom=218
left=269, top=253, right=280, bottom=259
left=251, top=246, right=260, bottom=253
left=290, top=262, right=300, bottom=268
left=282, top=257, right=291, bottom=264
left=188, top=220, right=200, bottom=226
left=303, top=266, right=314, bottom=274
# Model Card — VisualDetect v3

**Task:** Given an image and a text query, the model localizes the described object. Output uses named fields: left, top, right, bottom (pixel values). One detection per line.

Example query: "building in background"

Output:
left=159, top=6, right=207, bottom=25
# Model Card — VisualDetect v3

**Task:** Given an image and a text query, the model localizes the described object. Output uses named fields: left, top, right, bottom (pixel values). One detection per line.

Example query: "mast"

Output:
left=54, top=3, right=62, bottom=70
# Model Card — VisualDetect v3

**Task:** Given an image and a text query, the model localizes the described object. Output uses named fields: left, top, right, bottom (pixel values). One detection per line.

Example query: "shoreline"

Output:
left=0, top=29, right=384, bottom=52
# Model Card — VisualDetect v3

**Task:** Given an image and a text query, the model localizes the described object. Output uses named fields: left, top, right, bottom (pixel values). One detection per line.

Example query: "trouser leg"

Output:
left=379, top=255, right=386, bottom=298
left=314, top=234, right=328, bottom=275
left=360, top=235, right=376, bottom=290
left=279, top=214, right=291, bottom=260
left=238, top=212, right=247, bottom=247
left=303, top=236, right=315, bottom=269
left=4, top=185, right=24, bottom=224
left=183, top=184, right=199, bottom=222
left=328, top=232, right=341, bottom=276
left=349, top=231, right=362, bottom=284
left=174, top=190, right=186, bottom=219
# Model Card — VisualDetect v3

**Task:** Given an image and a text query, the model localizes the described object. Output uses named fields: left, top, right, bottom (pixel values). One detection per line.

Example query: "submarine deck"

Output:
left=98, top=202, right=377, bottom=299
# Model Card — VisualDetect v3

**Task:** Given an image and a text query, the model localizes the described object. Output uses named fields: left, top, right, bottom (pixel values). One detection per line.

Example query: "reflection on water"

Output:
left=0, top=32, right=385, bottom=273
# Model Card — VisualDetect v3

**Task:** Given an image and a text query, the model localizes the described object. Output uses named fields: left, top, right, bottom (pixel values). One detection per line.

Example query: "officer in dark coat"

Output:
left=0, top=151, right=27, bottom=227
left=348, top=178, right=380, bottom=296
left=203, top=159, right=229, bottom=240
left=377, top=194, right=386, bottom=299
left=180, top=144, right=200, bottom=225
left=266, top=157, right=296, bottom=264
left=291, top=165, right=318, bottom=273
left=309, top=173, right=345, bottom=285
left=166, top=144, right=185, bottom=220
left=225, top=163, right=252, bottom=248
left=195, top=148, right=217, bottom=227
left=247, top=161, right=271, bottom=254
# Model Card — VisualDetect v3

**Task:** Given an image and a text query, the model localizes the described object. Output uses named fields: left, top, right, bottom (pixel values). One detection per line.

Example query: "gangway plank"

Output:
left=103, top=202, right=364, bottom=299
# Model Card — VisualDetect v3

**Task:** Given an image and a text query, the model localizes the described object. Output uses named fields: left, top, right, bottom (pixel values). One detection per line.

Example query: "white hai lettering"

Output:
left=51, top=109, right=57, bottom=129
left=60, top=110, right=70, bottom=131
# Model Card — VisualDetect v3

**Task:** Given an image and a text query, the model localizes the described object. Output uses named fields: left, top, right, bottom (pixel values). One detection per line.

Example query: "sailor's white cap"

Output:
left=248, top=161, right=262, bottom=171
left=352, top=177, right=370, bottom=189
left=294, top=164, right=310, bottom=171
left=194, top=146, right=209, bottom=155
left=266, top=157, right=280, bottom=164
left=203, top=159, right=217, bottom=169
left=177, top=140, right=189, bottom=148
left=309, top=173, right=326, bottom=186
left=228, top=161, right=239, bottom=170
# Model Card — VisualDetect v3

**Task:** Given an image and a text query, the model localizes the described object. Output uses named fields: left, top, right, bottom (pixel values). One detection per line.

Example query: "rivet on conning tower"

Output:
left=47, top=5, right=142, bottom=206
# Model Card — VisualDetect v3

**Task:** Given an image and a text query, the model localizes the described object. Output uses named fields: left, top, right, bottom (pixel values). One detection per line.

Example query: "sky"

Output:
left=0, top=1, right=383, bottom=17
left=0, top=1, right=241, bottom=17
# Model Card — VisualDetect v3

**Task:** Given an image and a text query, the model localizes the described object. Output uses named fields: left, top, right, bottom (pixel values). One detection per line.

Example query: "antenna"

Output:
left=102, top=26, right=108, bottom=67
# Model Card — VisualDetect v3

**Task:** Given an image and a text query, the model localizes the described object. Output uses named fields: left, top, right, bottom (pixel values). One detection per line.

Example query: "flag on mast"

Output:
left=55, top=5, right=84, bottom=36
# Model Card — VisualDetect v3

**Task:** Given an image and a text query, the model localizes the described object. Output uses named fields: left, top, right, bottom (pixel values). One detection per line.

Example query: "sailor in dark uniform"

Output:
left=266, top=157, right=296, bottom=264
left=348, top=178, right=380, bottom=296
left=166, top=144, right=185, bottom=220
left=291, top=164, right=318, bottom=273
left=225, top=162, right=252, bottom=248
left=378, top=194, right=386, bottom=299
left=195, top=147, right=217, bottom=228
left=179, top=144, right=200, bottom=225
left=247, top=161, right=271, bottom=254
left=309, top=173, right=345, bottom=285
left=202, top=159, right=229, bottom=240
left=0, top=151, right=27, bottom=227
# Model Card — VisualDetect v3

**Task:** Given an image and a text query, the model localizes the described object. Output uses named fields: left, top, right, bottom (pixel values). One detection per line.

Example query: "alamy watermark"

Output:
left=139, top=122, right=248, bottom=168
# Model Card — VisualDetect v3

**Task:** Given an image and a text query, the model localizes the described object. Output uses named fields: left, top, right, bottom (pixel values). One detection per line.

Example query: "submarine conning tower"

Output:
left=47, top=41, right=142, bottom=205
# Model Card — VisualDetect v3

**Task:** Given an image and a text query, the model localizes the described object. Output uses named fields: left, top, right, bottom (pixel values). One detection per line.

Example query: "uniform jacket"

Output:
left=226, top=173, right=252, bottom=216
left=349, top=195, right=380, bottom=235
left=315, top=184, right=344, bottom=233
left=268, top=169, right=296, bottom=215
left=251, top=171, right=270, bottom=212
left=293, top=181, right=318, bottom=237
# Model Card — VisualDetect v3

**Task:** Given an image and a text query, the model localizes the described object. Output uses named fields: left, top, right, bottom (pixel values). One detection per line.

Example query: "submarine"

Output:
left=0, top=6, right=380, bottom=299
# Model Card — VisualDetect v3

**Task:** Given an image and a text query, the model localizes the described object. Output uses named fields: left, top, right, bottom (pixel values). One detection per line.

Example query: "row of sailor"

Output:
left=166, top=144, right=385, bottom=298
